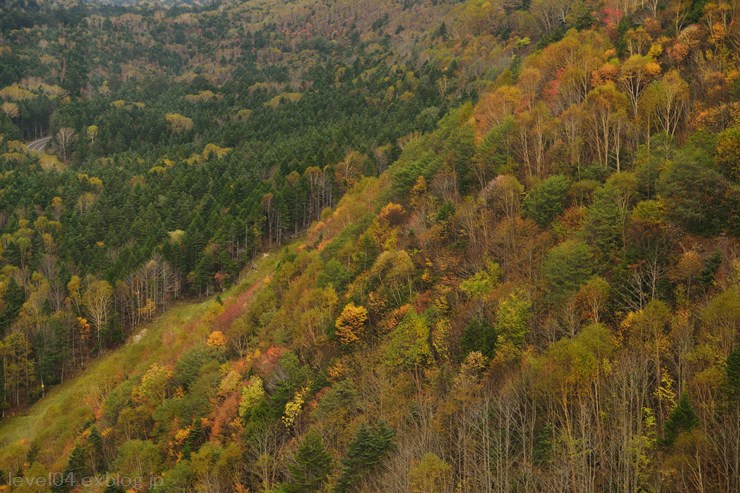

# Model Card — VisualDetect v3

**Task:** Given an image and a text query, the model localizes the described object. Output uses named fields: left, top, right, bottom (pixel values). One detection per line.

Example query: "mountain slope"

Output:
left=0, top=253, right=275, bottom=473
left=0, top=1, right=737, bottom=492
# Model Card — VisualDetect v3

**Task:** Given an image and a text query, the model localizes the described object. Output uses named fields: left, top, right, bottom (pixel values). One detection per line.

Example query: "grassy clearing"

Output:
left=0, top=253, right=277, bottom=470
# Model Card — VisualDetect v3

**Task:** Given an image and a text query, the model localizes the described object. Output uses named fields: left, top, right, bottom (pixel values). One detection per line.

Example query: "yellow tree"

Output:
left=1, top=102, right=19, bottom=119
left=239, top=376, right=266, bottom=420
left=586, top=83, right=629, bottom=171
left=643, top=70, right=689, bottom=138
left=51, top=196, right=64, bottom=221
left=165, top=113, right=194, bottom=133
left=575, top=276, right=610, bottom=324
left=517, top=67, right=542, bottom=111
left=622, top=300, right=672, bottom=426
left=335, top=302, right=369, bottom=345
left=558, top=103, right=586, bottom=170
left=515, top=102, right=554, bottom=178
left=531, top=0, right=576, bottom=35
left=409, top=453, right=453, bottom=493
left=474, top=85, right=521, bottom=135
left=534, top=323, right=615, bottom=489
left=619, top=54, right=661, bottom=114
left=86, top=125, right=99, bottom=145
left=207, top=330, right=227, bottom=349
left=133, top=364, right=171, bottom=409
left=535, top=29, right=611, bottom=111
left=334, top=150, right=366, bottom=191
left=0, top=332, right=36, bottom=407
left=66, top=274, right=82, bottom=313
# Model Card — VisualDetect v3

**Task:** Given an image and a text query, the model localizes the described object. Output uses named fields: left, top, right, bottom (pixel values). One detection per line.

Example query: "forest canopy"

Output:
left=0, top=0, right=737, bottom=492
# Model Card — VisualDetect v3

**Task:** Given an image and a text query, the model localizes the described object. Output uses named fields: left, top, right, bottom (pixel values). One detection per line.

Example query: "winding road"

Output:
left=26, top=136, right=52, bottom=152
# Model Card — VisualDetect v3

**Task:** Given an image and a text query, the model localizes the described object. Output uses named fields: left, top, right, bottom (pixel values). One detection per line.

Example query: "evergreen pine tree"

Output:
left=336, top=422, right=394, bottom=493
left=722, top=349, right=739, bottom=408
left=661, top=392, right=699, bottom=446
left=53, top=442, right=88, bottom=492
left=285, top=432, right=333, bottom=493
left=0, top=278, right=25, bottom=332
left=88, top=426, right=105, bottom=473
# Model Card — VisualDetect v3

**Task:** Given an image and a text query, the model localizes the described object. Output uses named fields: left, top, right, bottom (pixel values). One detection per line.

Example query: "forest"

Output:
left=0, top=0, right=737, bottom=492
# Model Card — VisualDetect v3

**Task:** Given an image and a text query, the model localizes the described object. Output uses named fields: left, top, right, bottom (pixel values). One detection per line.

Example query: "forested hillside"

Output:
left=0, top=0, right=738, bottom=492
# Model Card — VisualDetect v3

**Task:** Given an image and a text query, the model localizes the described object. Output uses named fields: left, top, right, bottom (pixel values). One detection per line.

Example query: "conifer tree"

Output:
left=336, top=422, right=394, bottom=493
left=661, top=392, right=698, bottom=446
left=285, top=432, right=333, bottom=493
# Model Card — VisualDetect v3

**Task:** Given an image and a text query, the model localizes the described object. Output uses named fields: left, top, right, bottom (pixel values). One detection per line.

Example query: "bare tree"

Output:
left=82, top=279, right=113, bottom=353
left=55, top=127, right=77, bottom=162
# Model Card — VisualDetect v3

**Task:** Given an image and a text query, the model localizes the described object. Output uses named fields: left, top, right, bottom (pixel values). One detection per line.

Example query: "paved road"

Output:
left=26, top=136, right=52, bottom=152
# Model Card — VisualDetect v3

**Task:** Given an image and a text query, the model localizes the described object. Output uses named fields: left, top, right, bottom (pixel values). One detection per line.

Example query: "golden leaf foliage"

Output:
left=165, top=113, right=194, bottom=133
left=239, top=376, right=266, bottom=419
left=335, top=302, right=369, bottom=344
left=207, top=330, right=228, bottom=348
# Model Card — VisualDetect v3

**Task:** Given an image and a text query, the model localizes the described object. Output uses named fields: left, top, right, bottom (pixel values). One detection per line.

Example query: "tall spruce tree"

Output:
left=335, top=422, right=394, bottom=493
left=285, top=432, right=333, bottom=493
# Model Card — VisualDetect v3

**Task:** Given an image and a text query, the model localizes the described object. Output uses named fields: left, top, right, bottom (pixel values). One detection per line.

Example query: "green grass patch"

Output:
left=0, top=253, right=277, bottom=471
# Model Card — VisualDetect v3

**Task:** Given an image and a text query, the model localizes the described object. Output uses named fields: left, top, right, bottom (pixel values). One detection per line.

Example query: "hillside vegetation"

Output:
left=0, top=0, right=738, bottom=492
